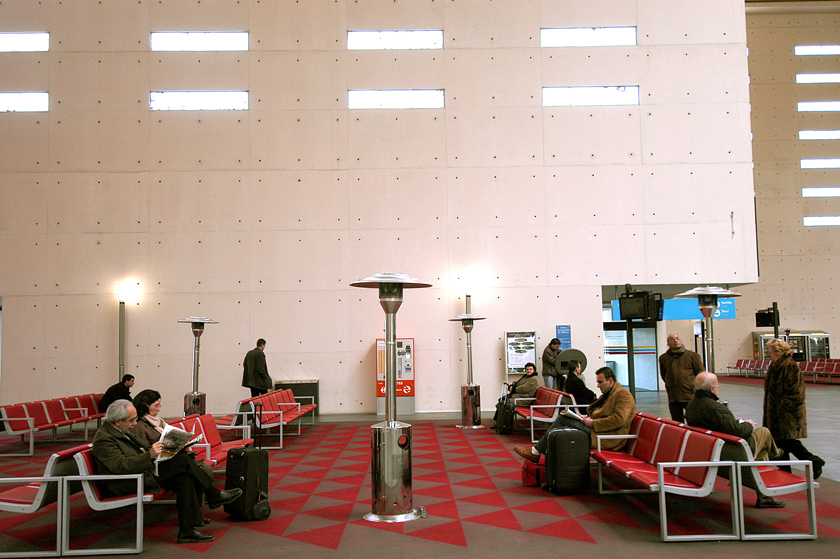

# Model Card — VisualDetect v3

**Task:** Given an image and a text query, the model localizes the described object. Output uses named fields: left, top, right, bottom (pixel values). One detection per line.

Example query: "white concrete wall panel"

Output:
left=252, top=110, right=348, bottom=170
left=252, top=53, right=348, bottom=112
left=348, top=111, right=445, bottom=169
left=250, top=170, right=349, bottom=231
left=446, top=167, right=545, bottom=228
left=543, top=107, right=642, bottom=166
left=151, top=172, right=248, bottom=232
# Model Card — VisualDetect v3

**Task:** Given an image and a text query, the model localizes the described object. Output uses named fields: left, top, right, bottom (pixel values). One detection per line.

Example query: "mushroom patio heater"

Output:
left=674, top=286, right=741, bottom=374
left=351, top=272, right=431, bottom=523
left=177, top=316, right=218, bottom=416
left=450, top=294, right=486, bottom=429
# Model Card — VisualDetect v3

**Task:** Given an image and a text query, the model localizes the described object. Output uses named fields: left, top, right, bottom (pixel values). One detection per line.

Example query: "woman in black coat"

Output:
left=763, top=338, right=825, bottom=478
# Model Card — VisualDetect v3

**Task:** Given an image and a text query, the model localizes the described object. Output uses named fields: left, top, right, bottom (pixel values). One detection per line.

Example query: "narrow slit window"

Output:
left=540, top=27, right=637, bottom=48
left=0, top=32, right=49, bottom=52
left=800, top=130, right=840, bottom=140
left=795, top=45, right=840, bottom=56
left=0, top=92, right=49, bottom=112
left=798, top=101, right=840, bottom=112
left=150, top=32, right=248, bottom=51
left=347, top=30, right=443, bottom=50
left=804, top=216, right=840, bottom=226
left=348, top=89, right=444, bottom=109
left=543, top=86, right=639, bottom=107
left=796, top=73, right=840, bottom=84
left=150, top=91, right=248, bottom=111
left=801, top=159, right=840, bottom=169
left=802, top=187, right=840, bottom=197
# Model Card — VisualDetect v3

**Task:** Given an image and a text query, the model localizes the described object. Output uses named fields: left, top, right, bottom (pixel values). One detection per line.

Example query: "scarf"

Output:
left=143, top=414, right=167, bottom=434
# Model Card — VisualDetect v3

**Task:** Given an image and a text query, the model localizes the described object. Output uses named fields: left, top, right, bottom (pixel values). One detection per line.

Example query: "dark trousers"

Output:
left=249, top=387, right=268, bottom=398
left=156, top=452, right=217, bottom=531
left=775, top=439, right=820, bottom=473
left=668, top=402, right=688, bottom=423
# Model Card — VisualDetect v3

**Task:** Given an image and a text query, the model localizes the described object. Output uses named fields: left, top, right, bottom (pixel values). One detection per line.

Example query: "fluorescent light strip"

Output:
left=348, top=89, right=444, bottom=109
left=804, top=216, right=840, bottom=226
left=0, top=92, right=49, bottom=112
left=801, top=159, right=840, bottom=169
left=150, top=32, right=248, bottom=51
left=0, top=32, right=49, bottom=52
left=803, top=187, right=840, bottom=197
left=540, top=27, right=637, bottom=47
left=797, top=73, right=840, bottom=84
left=347, top=30, right=443, bottom=50
left=795, top=45, right=840, bottom=56
left=150, top=91, right=248, bottom=111
left=800, top=130, right=840, bottom=140
left=798, top=101, right=840, bottom=112
left=543, top=86, right=639, bottom=107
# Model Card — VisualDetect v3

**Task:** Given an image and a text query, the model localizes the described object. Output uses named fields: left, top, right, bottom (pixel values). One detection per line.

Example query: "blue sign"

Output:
left=556, top=325, right=572, bottom=350
left=610, top=298, right=736, bottom=321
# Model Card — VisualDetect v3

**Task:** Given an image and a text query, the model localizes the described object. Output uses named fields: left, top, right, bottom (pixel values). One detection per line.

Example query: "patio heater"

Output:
left=351, top=272, right=431, bottom=523
left=176, top=316, right=218, bottom=416
left=674, top=286, right=740, bottom=374
left=450, top=294, right=486, bottom=429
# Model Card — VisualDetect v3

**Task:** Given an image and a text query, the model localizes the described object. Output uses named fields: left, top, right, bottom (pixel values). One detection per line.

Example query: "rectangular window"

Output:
left=150, top=32, right=248, bottom=51
left=795, top=45, right=840, bottom=56
left=801, top=159, right=840, bottom=169
left=0, top=92, right=49, bottom=112
left=347, top=30, right=443, bottom=50
left=348, top=89, right=444, bottom=109
left=540, top=27, right=637, bottom=48
left=796, top=73, right=840, bottom=84
left=802, top=187, right=840, bottom=197
left=150, top=91, right=248, bottom=111
left=798, top=101, right=840, bottom=112
left=804, top=216, right=840, bottom=226
left=543, top=86, right=639, bottom=107
left=800, top=130, right=840, bottom=140
left=0, top=32, right=49, bottom=52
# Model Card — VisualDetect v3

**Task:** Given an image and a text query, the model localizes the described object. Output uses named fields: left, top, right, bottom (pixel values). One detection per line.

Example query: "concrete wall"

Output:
left=0, top=0, right=757, bottom=414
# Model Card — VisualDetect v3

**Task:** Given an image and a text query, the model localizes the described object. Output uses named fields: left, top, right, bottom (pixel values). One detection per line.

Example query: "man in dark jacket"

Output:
left=541, top=339, right=561, bottom=389
left=92, top=400, right=242, bottom=543
left=686, top=372, right=785, bottom=509
left=563, top=359, right=596, bottom=407
left=659, top=333, right=704, bottom=422
left=242, top=338, right=272, bottom=397
left=98, top=375, right=135, bottom=412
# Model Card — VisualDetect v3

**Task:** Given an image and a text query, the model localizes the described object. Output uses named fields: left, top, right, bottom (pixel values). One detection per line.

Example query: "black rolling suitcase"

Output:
left=494, top=392, right=516, bottom=435
left=224, top=445, right=271, bottom=520
left=544, top=428, right=590, bottom=494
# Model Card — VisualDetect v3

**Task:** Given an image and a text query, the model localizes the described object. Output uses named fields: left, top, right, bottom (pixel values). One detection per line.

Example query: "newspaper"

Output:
left=156, top=424, right=203, bottom=463
left=559, top=408, right=585, bottom=422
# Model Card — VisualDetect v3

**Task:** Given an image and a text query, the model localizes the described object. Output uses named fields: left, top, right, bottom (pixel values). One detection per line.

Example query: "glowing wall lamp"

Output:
left=116, top=280, right=139, bottom=382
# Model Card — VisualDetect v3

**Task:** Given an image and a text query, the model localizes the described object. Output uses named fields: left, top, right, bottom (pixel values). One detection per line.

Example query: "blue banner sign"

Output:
left=611, top=298, right=736, bottom=321
left=556, top=325, right=572, bottom=350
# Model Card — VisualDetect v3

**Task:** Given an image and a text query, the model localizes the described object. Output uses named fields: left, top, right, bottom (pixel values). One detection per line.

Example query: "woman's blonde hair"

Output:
left=767, top=338, right=793, bottom=357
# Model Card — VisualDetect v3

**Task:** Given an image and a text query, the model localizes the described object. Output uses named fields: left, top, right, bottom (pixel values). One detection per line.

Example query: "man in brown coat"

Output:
left=659, top=332, right=704, bottom=423
left=515, top=366, right=636, bottom=461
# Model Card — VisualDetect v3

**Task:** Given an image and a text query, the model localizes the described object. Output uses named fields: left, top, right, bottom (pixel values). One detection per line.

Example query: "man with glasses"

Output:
left=92, top=400, right=242, bottom=544
left=515, top=366, right=636, bottom=461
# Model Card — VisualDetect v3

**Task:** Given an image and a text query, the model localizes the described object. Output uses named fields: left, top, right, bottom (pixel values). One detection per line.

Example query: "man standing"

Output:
left=92, top=400, right=242, bottom=543
left=515, top=367, right=636, bottom=461
left=242, top=338, right=272, bottom=398
left=98, top=374, right=135, bottom=413
left=658, top=332, right=704, bottom=423
left=686, top=372, right=785, bottom=508
left=541, top=338, right=561, bottom=389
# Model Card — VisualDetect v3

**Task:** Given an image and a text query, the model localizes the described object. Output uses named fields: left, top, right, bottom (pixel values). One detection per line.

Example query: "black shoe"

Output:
left=755, top=495, right=786, bottom=509
left=813, top=457, right=826, bottom=480
left=207, top=488, right=243, bottom=509
left=195, top=518, right=211, bottom=527
left=177, top=529, right=214, bottom=544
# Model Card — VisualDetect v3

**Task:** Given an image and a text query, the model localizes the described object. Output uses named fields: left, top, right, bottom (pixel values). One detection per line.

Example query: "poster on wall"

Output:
left=376, top=338, right=415, bottom=397
left=556, top=325, right=571, bottom=350
left=505, top=331, right=537, bottom=377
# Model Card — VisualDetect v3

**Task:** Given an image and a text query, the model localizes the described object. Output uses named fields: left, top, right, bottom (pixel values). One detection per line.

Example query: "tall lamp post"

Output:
left=674, top=286, right=741, bottom=374
left=177, top=316, right=218, bottom=416
left=351, top=272, right=431, bottom=523
left=450, top=294, right=485, bottom=429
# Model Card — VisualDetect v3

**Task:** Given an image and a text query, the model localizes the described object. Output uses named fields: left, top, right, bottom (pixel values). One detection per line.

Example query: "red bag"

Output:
left=521, top=455, right=546, bottom=487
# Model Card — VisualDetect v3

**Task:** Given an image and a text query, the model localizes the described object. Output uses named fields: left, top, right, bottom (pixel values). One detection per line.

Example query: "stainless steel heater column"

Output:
left=177, top=316, right=218, bottom=416
left=351, top=273, right=431, bottom=523
left=675, top=286, right=741, bottom=374
left=450, top=294, right=485, bottom=429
